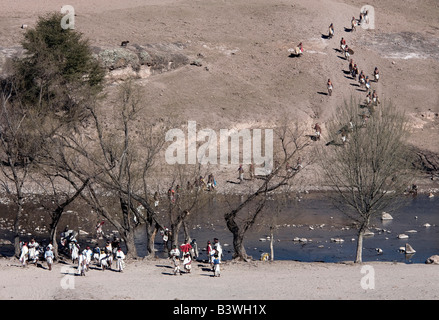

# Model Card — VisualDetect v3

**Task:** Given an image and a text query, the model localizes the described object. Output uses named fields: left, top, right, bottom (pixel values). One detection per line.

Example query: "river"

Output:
left=0, top=193, right=437, bottom=264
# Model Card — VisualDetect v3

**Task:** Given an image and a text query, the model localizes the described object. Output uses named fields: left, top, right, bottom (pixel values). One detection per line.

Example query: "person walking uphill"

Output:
left=238, top=164, right=244, bottom=183
left=327, top=79, right=333, bottom=96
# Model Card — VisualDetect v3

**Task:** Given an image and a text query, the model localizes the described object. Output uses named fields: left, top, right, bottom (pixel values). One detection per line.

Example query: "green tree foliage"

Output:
left=13, top=12, right=105, bottom=119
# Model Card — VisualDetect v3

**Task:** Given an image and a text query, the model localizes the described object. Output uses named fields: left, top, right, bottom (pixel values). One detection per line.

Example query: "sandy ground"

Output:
left=0, top=257, right=438, bottom=300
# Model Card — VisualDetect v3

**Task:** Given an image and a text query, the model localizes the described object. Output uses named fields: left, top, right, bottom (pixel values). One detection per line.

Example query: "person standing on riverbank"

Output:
left=83, top=246, right=93, bottom=271
left=206, top=240, right=213, bottom=265
left=70, top=240, right=79, bottom=264
left=213, top=238, right=223, bottom=263
left=28, top=239, right=39, bottom=265
left=77, top=251, right=86, bottom=276
left=180, top=239, right=192, bottom=257
left=44, top=246, right=54, bottom=271
left=170, top=245, right=182, bottom=275
left=190, top=239, right=199, bottom=260
left=183, top=253, right=192, bottom=273
left=19, top=242, right=28, bottom=267
left=213, top=254, right=221, bottom=277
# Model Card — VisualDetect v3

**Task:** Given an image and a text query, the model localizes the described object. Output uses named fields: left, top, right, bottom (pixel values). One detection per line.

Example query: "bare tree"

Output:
left=223, top=120, right=310, bottom=261
left=161, top=164, right=211, bottom=251
left=53, top=81, right=172, bottom=258
left=0, top=79, right=43, bottom=256
left=318, top=99, right=415, bottom=263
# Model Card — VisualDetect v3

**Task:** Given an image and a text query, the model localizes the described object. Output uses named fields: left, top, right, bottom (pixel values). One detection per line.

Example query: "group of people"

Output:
left=324, top=8, right=380, bottom=102
left=318, top=9, right=382, bottom=142
left=19, top=239, right=54, bottom=271
left=166, top=174, right=218, bottom=203
left=19, top=231, right=127, bottom=276
left=70, top=239, right=126, bottom=275
left=168, top=237, right=223, bottom=277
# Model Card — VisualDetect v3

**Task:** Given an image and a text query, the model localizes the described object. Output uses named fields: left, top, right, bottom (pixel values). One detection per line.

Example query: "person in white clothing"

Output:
left=28, top=239, right=39, bottom=265
left=44, top=247, right=54, bottom=271
left=83, top=246, right=93, bottom=271
left=77, top=252, right=86, bottom=276
left=213, top=254, right=221, bottom=277
left=115, top=247, right=125, bottom=272
left=19, top=242, right=29, bottom=267
left=213, top=238, right=223, bottom=263
left=70, top=240, right=79, bottom=263
left=170, top=245, right=182, bottom=275
left=183, top=253, right=191, bottom=273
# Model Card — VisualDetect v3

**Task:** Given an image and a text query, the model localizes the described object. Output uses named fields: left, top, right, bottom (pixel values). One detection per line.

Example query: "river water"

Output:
left=1, top=193, right=437, bottom=264
left=134, top=193, right=439, bottom=264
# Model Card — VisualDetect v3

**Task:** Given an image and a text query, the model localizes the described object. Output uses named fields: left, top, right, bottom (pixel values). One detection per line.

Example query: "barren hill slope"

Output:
left=1, top=0, right=438, bottom=191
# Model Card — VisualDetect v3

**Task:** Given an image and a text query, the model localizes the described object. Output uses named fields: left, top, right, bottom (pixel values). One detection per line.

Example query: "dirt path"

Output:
left=1, top=257, right=438, bottom=300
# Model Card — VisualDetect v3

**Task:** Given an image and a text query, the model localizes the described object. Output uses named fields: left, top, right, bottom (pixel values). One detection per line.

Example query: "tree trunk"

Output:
left=49, top=225, right=58, bottom=259
left=355, top=229, right=364, bottom=263
left=232, top=231, right=249, bottom=261
left=145, top=222, right=159, bottom=257
left=225, top=213, right=250, bottom=261
left=183, top=221, right=191, bottom=243
left=120, top=197, right=137, bottom=258
left=122, top=230, right=138, bottom=259
left=13, top=199, right=24, bottom=258
left=48, top=207, right=64, bottom=260
left=270, top=226, right=274, bottom=261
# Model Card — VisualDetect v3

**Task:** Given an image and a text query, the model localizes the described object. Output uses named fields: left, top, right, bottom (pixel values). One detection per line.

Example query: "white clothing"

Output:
left=183, top=256, right=191, bottom=272
left=170, top=248, right=180, bottom=258
left=214, top=242, right=223, bottom=262
left=19, top=245, right=29, bottom=265
left=71, top=244, right=79, bottom=261
left=83, top=249, right=92, bottom=264
left=28, top=242, right=39, bottom=261
left=77, top=254, right=86, bottom=275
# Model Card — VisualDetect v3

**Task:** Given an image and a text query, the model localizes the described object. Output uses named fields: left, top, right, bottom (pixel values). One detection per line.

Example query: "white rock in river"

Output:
left=381, top=212, right=393, bottom=220
left=331, top=238, right=344, bottom=243
left=398, top=234, right=409, bottom=239
left=405, top=243, right=416, bottom=254
left=423, top=223, right=431, bottom=228
left=425, top=255, right=439, bottom=264
left=405, top=230, right=417, bottom=233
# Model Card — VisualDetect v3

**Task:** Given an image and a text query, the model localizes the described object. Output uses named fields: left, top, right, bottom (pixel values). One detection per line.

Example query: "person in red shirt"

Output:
left=180, top=239, right=192, bottom=256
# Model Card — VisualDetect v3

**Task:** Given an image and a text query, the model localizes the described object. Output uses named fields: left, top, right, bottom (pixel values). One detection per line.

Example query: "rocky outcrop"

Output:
left=411, top=146, right=439, bottom=177
left=93, top=42, right=190, bottom=81
left=0, top=43, right=190, bottom=82
left=0, top=47, right=25, bottom=75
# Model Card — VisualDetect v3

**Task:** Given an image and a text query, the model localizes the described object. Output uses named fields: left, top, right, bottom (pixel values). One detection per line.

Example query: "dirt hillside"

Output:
left=0, top=0, right=438, bottom=192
